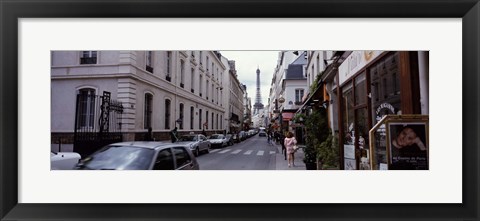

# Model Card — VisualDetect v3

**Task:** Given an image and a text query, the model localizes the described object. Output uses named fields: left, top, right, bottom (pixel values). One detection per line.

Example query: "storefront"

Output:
left=336, top=51, right=429, bottom=170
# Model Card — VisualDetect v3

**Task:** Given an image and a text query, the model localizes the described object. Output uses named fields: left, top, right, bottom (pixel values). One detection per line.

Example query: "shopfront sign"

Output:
left=375, top=102, right=396, bottom=123
left=339, top=50, right=382, bottom=85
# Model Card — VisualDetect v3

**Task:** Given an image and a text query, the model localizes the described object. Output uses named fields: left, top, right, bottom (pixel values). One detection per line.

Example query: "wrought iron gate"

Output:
left=73, top=91, right=124, bottom=157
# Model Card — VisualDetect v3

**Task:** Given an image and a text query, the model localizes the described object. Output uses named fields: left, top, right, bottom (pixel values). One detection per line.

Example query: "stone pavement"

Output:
left=273, top=142, right=306, bottom=170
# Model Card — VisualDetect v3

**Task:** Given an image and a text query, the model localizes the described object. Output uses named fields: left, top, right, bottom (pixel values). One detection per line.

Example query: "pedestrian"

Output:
left=280, top=131, right=286, bottom=160
left=202, top=129, right=206, bottom=136
left=144, top=127, right=153, bottom=141
left=284, top=131, right=297, bottom=167
left=170, top=127, right=178, bottom=143
left=267, top=130, right=272, bottom=145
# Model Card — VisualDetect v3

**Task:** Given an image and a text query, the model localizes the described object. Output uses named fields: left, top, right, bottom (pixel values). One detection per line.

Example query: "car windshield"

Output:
left=79, top=146, right=154, bottom=170
left=179, top=135, right=197, bottom=141
left=209, top=135, right=224, bottom=139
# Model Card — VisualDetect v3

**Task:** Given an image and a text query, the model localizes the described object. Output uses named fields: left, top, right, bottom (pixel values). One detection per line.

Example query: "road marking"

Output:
left=210, top=149, right=221, bottom=153
left=232, top=149, right=242, bottom=154
left=257, top=151, right=264, bottom=156
left=219, top=149, right=231, bottom=154
left=269, top=151, right=276, bottom=154
left=244, top=150, right=253, bottom=155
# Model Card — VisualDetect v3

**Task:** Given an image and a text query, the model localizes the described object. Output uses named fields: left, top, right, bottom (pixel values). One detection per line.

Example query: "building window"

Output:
left=199, top=109, right=203, bottom=130
left=295, top=89, right=304, bottom=103
left=199, top=75, right=203, bottom=97
left=190, top=106, right=194, bottom=130
left=191, top=68, right=195, bottom=93
left=206, top=80, right=209, bottom=100
left=146, top=51, right=153, bottom=73
left=206, top=111, right=209, bottom=129
left=179, top=103, right=184, bottom=129
left=199, top=51, right=203, bottom=65
left=144, top=93, right=153, bottom=129
left=166, top=51, right=172, bottom=81
left=216, top=114, right=219, bottom=129
left=206, top=56, right=209, bottom=71
left=80, top=51, right=97, bottom=64
left=165, top=99, right=171, bottom=130
left=191, top=51, right=195, bottom=58
left=370, top=52, right=401, bottom=124
left=211, top=112, right=214, bottom=129
left=77, top=88, right=96, bottom=128
left=180, top=60, right=185, bottom=88
left=220, top=114, right=223, bottom=129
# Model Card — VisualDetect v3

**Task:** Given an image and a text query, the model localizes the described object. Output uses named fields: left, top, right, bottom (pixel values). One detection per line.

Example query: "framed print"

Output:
left=1, top=0, right=479, bottom=221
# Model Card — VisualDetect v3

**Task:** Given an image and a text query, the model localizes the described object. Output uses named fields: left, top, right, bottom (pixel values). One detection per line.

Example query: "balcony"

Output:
left=80, top=57, right=97, bottom=64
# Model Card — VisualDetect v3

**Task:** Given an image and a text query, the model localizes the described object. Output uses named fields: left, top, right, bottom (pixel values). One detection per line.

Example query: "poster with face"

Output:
left=389, top=123, right=428, bottom=170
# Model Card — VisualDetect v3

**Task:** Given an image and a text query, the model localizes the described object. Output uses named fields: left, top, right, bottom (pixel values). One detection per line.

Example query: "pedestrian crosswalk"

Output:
left=208, top=148, right=276, bottom=156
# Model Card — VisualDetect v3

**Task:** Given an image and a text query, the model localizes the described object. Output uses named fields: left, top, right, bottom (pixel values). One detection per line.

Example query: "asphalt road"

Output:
left=196, top=134, right=279, bottom=170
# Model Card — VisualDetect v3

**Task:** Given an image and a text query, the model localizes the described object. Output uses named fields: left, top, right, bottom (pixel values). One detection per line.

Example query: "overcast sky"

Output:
left=220, top=51, right=280, bottom=108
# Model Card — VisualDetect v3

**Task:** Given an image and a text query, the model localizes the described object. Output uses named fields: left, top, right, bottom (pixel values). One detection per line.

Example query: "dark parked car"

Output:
left=225, top=134, right=234, bottom=146
left=75, top=142, right=199, bottom=170
left=238, top=131, right=247, bottom=141
left=232, top=133, right=241, bottom=143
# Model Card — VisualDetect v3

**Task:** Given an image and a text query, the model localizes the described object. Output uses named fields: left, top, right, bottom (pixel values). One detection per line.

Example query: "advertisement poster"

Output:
left=344, top=158, right=357, bottom=170
left=388, top=123, right=428, bottom=170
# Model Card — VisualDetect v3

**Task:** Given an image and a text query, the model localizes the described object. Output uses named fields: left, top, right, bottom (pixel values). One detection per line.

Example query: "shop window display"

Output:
left=369, top=52, right=401, bottom=169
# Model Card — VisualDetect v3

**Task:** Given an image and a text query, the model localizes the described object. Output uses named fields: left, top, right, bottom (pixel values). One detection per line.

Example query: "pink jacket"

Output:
left=284, top=137, right=297, bottom=149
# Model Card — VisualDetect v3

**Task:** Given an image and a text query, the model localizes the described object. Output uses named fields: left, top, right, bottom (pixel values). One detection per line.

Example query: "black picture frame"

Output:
left=1, top=0, right=478, bottom=220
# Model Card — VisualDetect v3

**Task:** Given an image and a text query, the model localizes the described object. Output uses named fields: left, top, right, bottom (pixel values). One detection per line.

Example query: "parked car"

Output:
left=238, top=131, right=247, bottom=141
left=208, top=134, right=228, bottom=148
left=75, top=142, right=199, bottom=170
left=177, top=134, right=211, bottom=156
left=232, top=133, right=241, bottom=143
left=258, top=130, right=267, bottom=137
left=51, top=151, right=81, bottom=170
left=225, top=134, right=235, bottom=146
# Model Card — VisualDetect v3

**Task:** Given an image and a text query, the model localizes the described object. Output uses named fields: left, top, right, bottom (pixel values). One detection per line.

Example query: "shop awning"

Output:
left=282, top=112, right=294, bottom=121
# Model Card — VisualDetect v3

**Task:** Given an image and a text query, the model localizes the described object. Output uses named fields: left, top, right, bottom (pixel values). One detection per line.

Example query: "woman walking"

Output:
left=284, top=131, right=297, bottom=167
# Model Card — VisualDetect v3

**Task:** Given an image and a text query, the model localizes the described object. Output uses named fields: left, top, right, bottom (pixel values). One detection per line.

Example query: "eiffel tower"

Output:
left=253, top=67, right=264, bottom=115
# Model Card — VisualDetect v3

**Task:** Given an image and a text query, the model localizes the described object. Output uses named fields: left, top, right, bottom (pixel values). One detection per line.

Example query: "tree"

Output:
left=303, top=107, right=330, bottom=169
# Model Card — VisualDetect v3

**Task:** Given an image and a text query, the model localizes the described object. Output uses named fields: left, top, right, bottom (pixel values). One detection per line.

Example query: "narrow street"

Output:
left=196, top=135, right=305, bottom=170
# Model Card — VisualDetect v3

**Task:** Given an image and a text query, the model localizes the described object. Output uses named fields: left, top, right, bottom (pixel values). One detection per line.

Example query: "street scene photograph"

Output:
left=50, top=50, right=429, bottom=170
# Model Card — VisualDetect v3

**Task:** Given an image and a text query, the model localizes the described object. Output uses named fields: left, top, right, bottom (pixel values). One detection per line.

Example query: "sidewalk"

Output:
left=273, top=142, right=305, bottom=170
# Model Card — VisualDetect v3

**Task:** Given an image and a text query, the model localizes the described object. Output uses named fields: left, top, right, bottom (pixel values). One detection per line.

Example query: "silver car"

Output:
left=51, top=151, right=81, bottom=170
left=75, top=142, right=199, bottom=170
left=208, top=134, right=228, bottom=148
left=176, top=134, right=211, bottom=156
